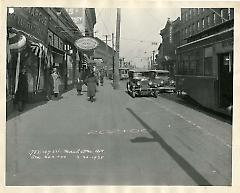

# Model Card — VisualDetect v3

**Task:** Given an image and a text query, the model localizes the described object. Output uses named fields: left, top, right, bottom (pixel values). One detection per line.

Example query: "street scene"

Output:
left=6, top=7, right=233, bottom=186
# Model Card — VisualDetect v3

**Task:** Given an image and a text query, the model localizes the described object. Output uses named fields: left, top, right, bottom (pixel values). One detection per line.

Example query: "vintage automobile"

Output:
left=126, top=69, right=158, bottom=98
left=149, top=70, right=176, bottom=93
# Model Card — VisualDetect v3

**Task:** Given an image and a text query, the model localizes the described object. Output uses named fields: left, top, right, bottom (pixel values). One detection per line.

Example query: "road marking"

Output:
left=144, top=98, right=232, bottom=149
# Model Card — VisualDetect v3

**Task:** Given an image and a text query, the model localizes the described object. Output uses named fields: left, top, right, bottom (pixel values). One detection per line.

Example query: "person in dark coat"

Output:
left=15, top=68, right=28, bottom=111
left=46, top=68, right=54, bottom=100
left=86, top=71, right=98, bottom=102
left=100, top=68, right=105, bottom=86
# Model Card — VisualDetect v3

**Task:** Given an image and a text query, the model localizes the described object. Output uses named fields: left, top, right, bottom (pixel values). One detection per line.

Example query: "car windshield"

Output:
left=155, top=72, right=169, bottom=80
left=133, top=72, right=149, bottom=78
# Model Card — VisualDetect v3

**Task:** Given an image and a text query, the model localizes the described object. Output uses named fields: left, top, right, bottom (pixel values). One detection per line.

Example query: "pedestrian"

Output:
left=15, top=68, right=28, bottom=112
left=51, top=67, right=61, bottom=99
left=46, top=68, right=54, bottom=100
left=85, top=70, right=98, bottom=102
left=76, top=71, right=84, bottom=95
left=100, top=68, right=104, bottom=86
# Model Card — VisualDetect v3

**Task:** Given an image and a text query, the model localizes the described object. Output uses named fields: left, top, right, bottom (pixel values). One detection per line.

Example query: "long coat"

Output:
left=86, top=76, right=98, bottom=97
left=15, top=72, right=28, bottom=103
left=51, top=72, right=60, bottom=94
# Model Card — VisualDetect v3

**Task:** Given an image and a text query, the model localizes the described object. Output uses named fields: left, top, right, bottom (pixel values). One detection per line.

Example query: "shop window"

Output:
left=204, top=47, right=213, bottom=76
left=204, top=57, right=213, bottom=75
left=189, top=54, right=196, bottom=75
left=196, top=49, right=203, bottom=75
left=183, top=55, right=189, bottom=74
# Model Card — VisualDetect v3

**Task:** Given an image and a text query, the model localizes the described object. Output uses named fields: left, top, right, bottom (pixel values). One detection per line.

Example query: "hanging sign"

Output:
left=75, top=37, right=99, bottom=51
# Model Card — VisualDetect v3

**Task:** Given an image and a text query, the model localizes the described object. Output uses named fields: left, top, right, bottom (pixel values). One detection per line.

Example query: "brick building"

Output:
left=158, top=17, right=181, bottom=77
left=180, top=8, right=234, bottom=44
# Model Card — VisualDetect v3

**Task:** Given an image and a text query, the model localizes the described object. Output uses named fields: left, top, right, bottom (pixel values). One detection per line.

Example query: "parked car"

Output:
left=126, top=69, right=158, bottom=98
left=149, top=70, right=176, bottom=93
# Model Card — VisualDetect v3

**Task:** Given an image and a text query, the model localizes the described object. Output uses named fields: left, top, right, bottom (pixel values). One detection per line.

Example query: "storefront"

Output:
left=7, top=7, right=49, bottom=115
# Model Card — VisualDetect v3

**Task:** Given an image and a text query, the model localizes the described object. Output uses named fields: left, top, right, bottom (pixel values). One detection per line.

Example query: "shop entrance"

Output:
left=219, top=52, right=233, bottom=108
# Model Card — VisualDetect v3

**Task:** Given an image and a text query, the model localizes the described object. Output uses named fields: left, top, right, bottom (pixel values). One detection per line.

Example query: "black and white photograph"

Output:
left=2, top=1, right=239, bottom=191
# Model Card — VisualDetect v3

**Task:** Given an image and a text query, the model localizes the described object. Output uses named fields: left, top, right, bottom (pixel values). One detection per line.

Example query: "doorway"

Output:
left=219, top=52, right=233, bottom=108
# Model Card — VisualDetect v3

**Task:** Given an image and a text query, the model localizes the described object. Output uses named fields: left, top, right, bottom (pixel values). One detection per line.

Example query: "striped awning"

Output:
left=30, top=41, right=47, bottom=59
left=82, top=54, right=88, bottom=65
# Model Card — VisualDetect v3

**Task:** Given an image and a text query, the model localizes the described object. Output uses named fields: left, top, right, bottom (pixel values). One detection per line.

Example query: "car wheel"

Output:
left=132, top=91, right=136, bottom=98
left=153, top=91, right=158, bottom=98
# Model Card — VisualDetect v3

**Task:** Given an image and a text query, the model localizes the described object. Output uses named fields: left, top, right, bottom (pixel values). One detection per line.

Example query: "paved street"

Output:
left=6, top=79, right=232, bottom=186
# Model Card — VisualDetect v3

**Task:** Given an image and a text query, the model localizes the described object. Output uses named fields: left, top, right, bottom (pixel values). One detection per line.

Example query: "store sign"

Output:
left=75, top=37, right=99, bottom=50
left=7, top=8, right=49, bottom=43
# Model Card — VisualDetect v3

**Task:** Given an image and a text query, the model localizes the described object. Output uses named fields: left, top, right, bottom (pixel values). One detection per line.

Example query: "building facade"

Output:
left=94, top=37, right=115, bottom=70
left=7, top=7, right=83, bottom=116
left=66, top=8, right=97, bottom=71
left=158, top=17, right=181, bottom=77
left=180, top=8, right=234, bottom=44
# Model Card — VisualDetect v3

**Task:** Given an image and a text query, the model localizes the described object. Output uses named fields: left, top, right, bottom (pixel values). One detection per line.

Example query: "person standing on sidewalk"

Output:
left=85, top=70, right=98, bottom=102
left=46, top=68, right=54, bottom=100
left=100, top=68, right=105, bottom=86
left=15, top=68, right=28, bottom=112
left=51, top=67, right=61, bottom=99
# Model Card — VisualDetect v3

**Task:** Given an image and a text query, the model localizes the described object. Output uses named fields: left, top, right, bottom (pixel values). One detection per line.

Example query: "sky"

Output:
left=94, top=8, right=181, bottom=68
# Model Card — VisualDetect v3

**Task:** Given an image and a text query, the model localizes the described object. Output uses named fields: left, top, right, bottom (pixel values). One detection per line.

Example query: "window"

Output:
left=186, top=12, right=188, bottom=21
left=48, top=30, right=54, bottom=46
left=197, top=21, right=200, bottom=30
left=220, top=9, right=224, bottom=22
left=181, top=13, right=185, bottom=21
left=203, top=8, right=205, bottom=12
left=189, top=53, right=196, bottom=75
left=183, top=54, right=189, bottom=74
left=189, top=9, right=191, bottom=19
left=213, top=13, right=216, bottom=24
left=189, top=25, right=191, bottom=36
left=185, top=27, right=188, bottom=36
left=197, top=8, right=199, bottom=15
left=195, top=49, right=203, bottom=75
left=67, top=8, right=74, bottom=15
left=204, top=47, right=213, bottom=75
left=207, top=16, right=210, bottom=26
left=228, top=8, right=231, bottom=20
left=192, top=23, right=195, bottom=34
left=202, top=18, right=205, bottom=29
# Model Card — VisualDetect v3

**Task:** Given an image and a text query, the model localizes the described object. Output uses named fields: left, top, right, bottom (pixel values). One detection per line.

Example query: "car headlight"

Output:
left=170, top=80, right=174, bottom=84
left=149, top=81, right=153, bottom=85
left=137, top=81, right=141, bottom=86
left=160, top=80, right=164, bottom=84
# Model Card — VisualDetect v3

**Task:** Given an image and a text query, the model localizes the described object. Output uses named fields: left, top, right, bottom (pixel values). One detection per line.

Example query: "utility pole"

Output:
left=112, top=33, right=115, bottom=79
left=152, top=50, right=155, bottom=69
left=113, top=8, right=121, bottom=89
left=103, top=34, right=111, bottom=73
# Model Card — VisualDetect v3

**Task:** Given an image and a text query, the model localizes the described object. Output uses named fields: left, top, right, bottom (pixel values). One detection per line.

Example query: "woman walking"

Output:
left=86, top=70, right=98, bottom=102
left=51, top=68, right=61, bottom=99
